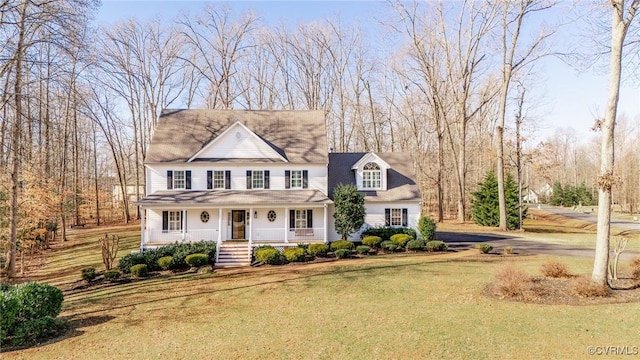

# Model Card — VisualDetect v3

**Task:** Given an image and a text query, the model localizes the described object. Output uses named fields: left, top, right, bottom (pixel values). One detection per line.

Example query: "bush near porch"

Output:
left=360, top=227, right=417, bottom=241
left=118, top=241, right=216, bottom=273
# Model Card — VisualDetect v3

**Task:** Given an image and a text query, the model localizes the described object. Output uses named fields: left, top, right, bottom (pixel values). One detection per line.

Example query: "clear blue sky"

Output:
left=97, top=0, right=640, bottom=142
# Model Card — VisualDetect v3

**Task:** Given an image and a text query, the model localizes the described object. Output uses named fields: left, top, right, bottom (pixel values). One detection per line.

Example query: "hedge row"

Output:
left=360, top=227, right=417, bottom=240
left=118, top=241, right=216, bottom=273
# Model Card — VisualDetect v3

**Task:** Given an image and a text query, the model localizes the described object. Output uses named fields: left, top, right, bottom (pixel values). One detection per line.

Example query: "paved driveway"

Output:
left=536, top=205, right=640, bottom=232
left=438, top=205, right=640, bottom=259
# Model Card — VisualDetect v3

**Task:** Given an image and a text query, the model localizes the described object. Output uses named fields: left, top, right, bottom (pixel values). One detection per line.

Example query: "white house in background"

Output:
left=137, top=109, right=421, bottom=266
left=112, top=175, right=145, bottom=205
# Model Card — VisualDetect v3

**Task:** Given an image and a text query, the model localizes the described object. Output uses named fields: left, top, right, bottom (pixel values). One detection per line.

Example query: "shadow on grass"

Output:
left=63, top=257, right=459, bottom=318
left=2, top=315, right=115, bottom=354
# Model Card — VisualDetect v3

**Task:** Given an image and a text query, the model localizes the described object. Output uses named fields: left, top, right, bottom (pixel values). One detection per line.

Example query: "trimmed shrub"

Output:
left=185, top=253, right=209, bottom=268
left=572, top=277, right=610, bottom=298
left=283, top=247, right=306, bottom=262
left=254, top=246, right=282, bottom=265
left=361, top=227, right=417, bottom=240
left=130, top=264, right=149, bottom=277
left=630, top=257, right=640, bottom=280
left=170, top=242, right=217, bottom=269
left=0, top=290, right=19, bottom=341
left=380, top=240, right=398, bottom=252
left=13, top=282, right=64, bottom=321
left=334, top=249, right=351, bottom=259
left=540, top=261, right=572, bottom=278
left=406, top=239, right=426, bottom=251
left=81, top=267, right=97, bottom=282
left=476, top=243, right=493, bottom=254
left=308, top=243, right=329, bottom=257
left=356, top=245, right=371, bottom=255
left=297, top=243, right=309, bottom=250
left=503, top=246, right=514, bottom=255
left=157, top=256, right=173, bottom=270
left=426, top=241, right=448, bottom=252
left=390, top=234, right=413, bottom=248
left=362, top=236, right=383, bottom=248
left=104, top=269, right=121, bottom=281
left=118, top=252, right=146, bottom=274
left=330, top=240, right=354, bottom=251
left=417, top=215, right=436, bottom=241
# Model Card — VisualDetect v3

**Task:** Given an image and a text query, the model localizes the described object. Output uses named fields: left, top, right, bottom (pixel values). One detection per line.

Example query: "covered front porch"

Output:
left=137, top=189, right=333, bottom=264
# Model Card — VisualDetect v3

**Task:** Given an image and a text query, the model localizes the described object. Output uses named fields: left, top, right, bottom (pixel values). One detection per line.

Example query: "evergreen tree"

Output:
left=333, top=184, right=366, bottom=240
left=471, top=171, right=525, bottom=230
left=549, top=182, right=564, bottom=206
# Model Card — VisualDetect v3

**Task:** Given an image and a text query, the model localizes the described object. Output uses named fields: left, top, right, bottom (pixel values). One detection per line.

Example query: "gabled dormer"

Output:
left=188, top=121, right=288, bottom=163
left=351, top=153, right=391, bottom=191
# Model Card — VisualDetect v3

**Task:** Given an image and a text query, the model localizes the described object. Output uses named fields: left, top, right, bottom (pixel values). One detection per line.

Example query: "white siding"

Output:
left=328, top=201, right=421, bottom=241
left=146, top=163, right=327, bottom=194
left=195, top=123, right=285, bottom=160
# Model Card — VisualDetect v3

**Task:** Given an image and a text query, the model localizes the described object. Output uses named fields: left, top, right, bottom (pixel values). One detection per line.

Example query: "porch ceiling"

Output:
left=136, top=189, right=332, bottom=206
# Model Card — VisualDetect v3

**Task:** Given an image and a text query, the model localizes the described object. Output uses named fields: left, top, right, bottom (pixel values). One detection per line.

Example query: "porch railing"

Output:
left=146, top=229, right=218, bottom=244
left=253, top=227, right=324, bottom=243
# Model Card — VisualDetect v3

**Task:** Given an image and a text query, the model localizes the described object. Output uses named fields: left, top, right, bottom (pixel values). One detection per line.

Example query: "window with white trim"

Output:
left=173, top=170, right=185, bottom=189
left=162, top=210, right=183, bottom=232
left=362, top=162, right=381, bottom=189
left=390, top=209, right=402, bottom=226
left=385, top=208, right=408, bottom=227
left=295, top=209, right=307, bottom=229
left=252, top=170, right=264, bottom=189
left=290, top=170, right=302, bottom=188
left=213, top=170, right=225, bottom=189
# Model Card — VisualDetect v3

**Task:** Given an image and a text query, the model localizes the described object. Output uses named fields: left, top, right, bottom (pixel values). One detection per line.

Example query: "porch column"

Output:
left=140, top=207, right=145, bottom=249
left=249, top=207, right=253, bottom=243
left=323, top=204, right=328, bottom=244
left=182, top=209, right=186, bottom=241
left=217, top=208, right=222, bottom=242
left=284, top=207, right=289, bottom=243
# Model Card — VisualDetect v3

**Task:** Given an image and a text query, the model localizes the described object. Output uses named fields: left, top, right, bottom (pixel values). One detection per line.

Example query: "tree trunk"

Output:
left=7, top=0, right=28, bottom=278
left=592, top=0, right=634, bottom=285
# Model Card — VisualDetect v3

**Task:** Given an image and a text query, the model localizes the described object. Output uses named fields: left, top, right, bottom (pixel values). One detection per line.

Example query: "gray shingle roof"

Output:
left=146, top=109, right=328, bottom=164
left=136, top=190, right=332, bottom=206
left=328, top=152, right=420, bottom=202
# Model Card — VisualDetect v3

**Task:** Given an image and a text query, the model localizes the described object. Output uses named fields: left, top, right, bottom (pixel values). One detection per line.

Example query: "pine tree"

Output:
left=471, top=171, right=525, bottom=230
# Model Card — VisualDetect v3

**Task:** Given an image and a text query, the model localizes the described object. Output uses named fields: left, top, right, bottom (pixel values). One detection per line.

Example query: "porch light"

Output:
left=254, top=211, right=258, bottom=219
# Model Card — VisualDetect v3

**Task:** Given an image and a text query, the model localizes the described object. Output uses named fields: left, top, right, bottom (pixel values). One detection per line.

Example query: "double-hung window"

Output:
left=285, top=170, right=308, bottom=189
left=246, top=170, right=270, bottom=189
left=162, top=210, right=183, bottom=232
left=207, top=170, right=231, bottom=189
left=167, top=170, right=191, bottom=190
left=385, top=208, right=408, bottom=227
left=362, top=162, right=381, bottom=189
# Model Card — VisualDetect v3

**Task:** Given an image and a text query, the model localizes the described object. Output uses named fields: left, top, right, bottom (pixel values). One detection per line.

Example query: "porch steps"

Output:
left=216, top=242, right=251, bottom=267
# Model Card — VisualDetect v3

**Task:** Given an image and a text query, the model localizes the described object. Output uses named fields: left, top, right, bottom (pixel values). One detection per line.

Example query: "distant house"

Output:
left=112, top=176, right=145, bottom=205
left=136, top=109, right=421, bottom=266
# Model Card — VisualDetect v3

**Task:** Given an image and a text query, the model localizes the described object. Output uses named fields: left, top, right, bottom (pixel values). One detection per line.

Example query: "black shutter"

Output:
left=246, top=170, right=252, bottom=189
left=303, top=170, right=308, bottom=189
left=402, top=208, right=408, bottom=227
left=264, top=170, right=270, bottom=189
left=385, top=209, right=390, bottom=227
left=289, top=210, right=295, bottom=229
left=185, top=171, right=192, bottom=189
left=225, top=171, right=231, bottom=189
left=307, top=209, right=313, bottom=228
left=167, top=171, right=173, bottom=189
left=207, top=171, right=212, bottom=189
left=285, top=170, right=290, bottom=189
left=162, top=211, right=168, bottom=231
left=181, top=210, right=185, bottom=230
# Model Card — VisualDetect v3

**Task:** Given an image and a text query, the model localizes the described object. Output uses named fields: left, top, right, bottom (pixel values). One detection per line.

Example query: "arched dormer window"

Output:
left=362, top=162, right=381, bottom=189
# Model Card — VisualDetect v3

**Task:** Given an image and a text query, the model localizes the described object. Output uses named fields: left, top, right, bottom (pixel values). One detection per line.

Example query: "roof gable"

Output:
left=351, top=152, right=391, bottom=170
left=146, top=110, right=328, bottom=163
left=188, top=121, right=287, bottom=162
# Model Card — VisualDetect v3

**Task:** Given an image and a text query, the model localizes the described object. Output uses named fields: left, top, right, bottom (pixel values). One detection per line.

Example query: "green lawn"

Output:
left=3, top=223, right=639, bottom=359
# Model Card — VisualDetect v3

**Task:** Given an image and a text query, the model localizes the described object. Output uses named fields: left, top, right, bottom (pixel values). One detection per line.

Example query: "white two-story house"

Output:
left=137, top=109, right=421, bottom=266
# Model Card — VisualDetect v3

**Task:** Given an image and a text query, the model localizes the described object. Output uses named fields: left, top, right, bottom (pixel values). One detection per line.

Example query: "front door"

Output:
left=231, top=210, right=245, bottom=239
